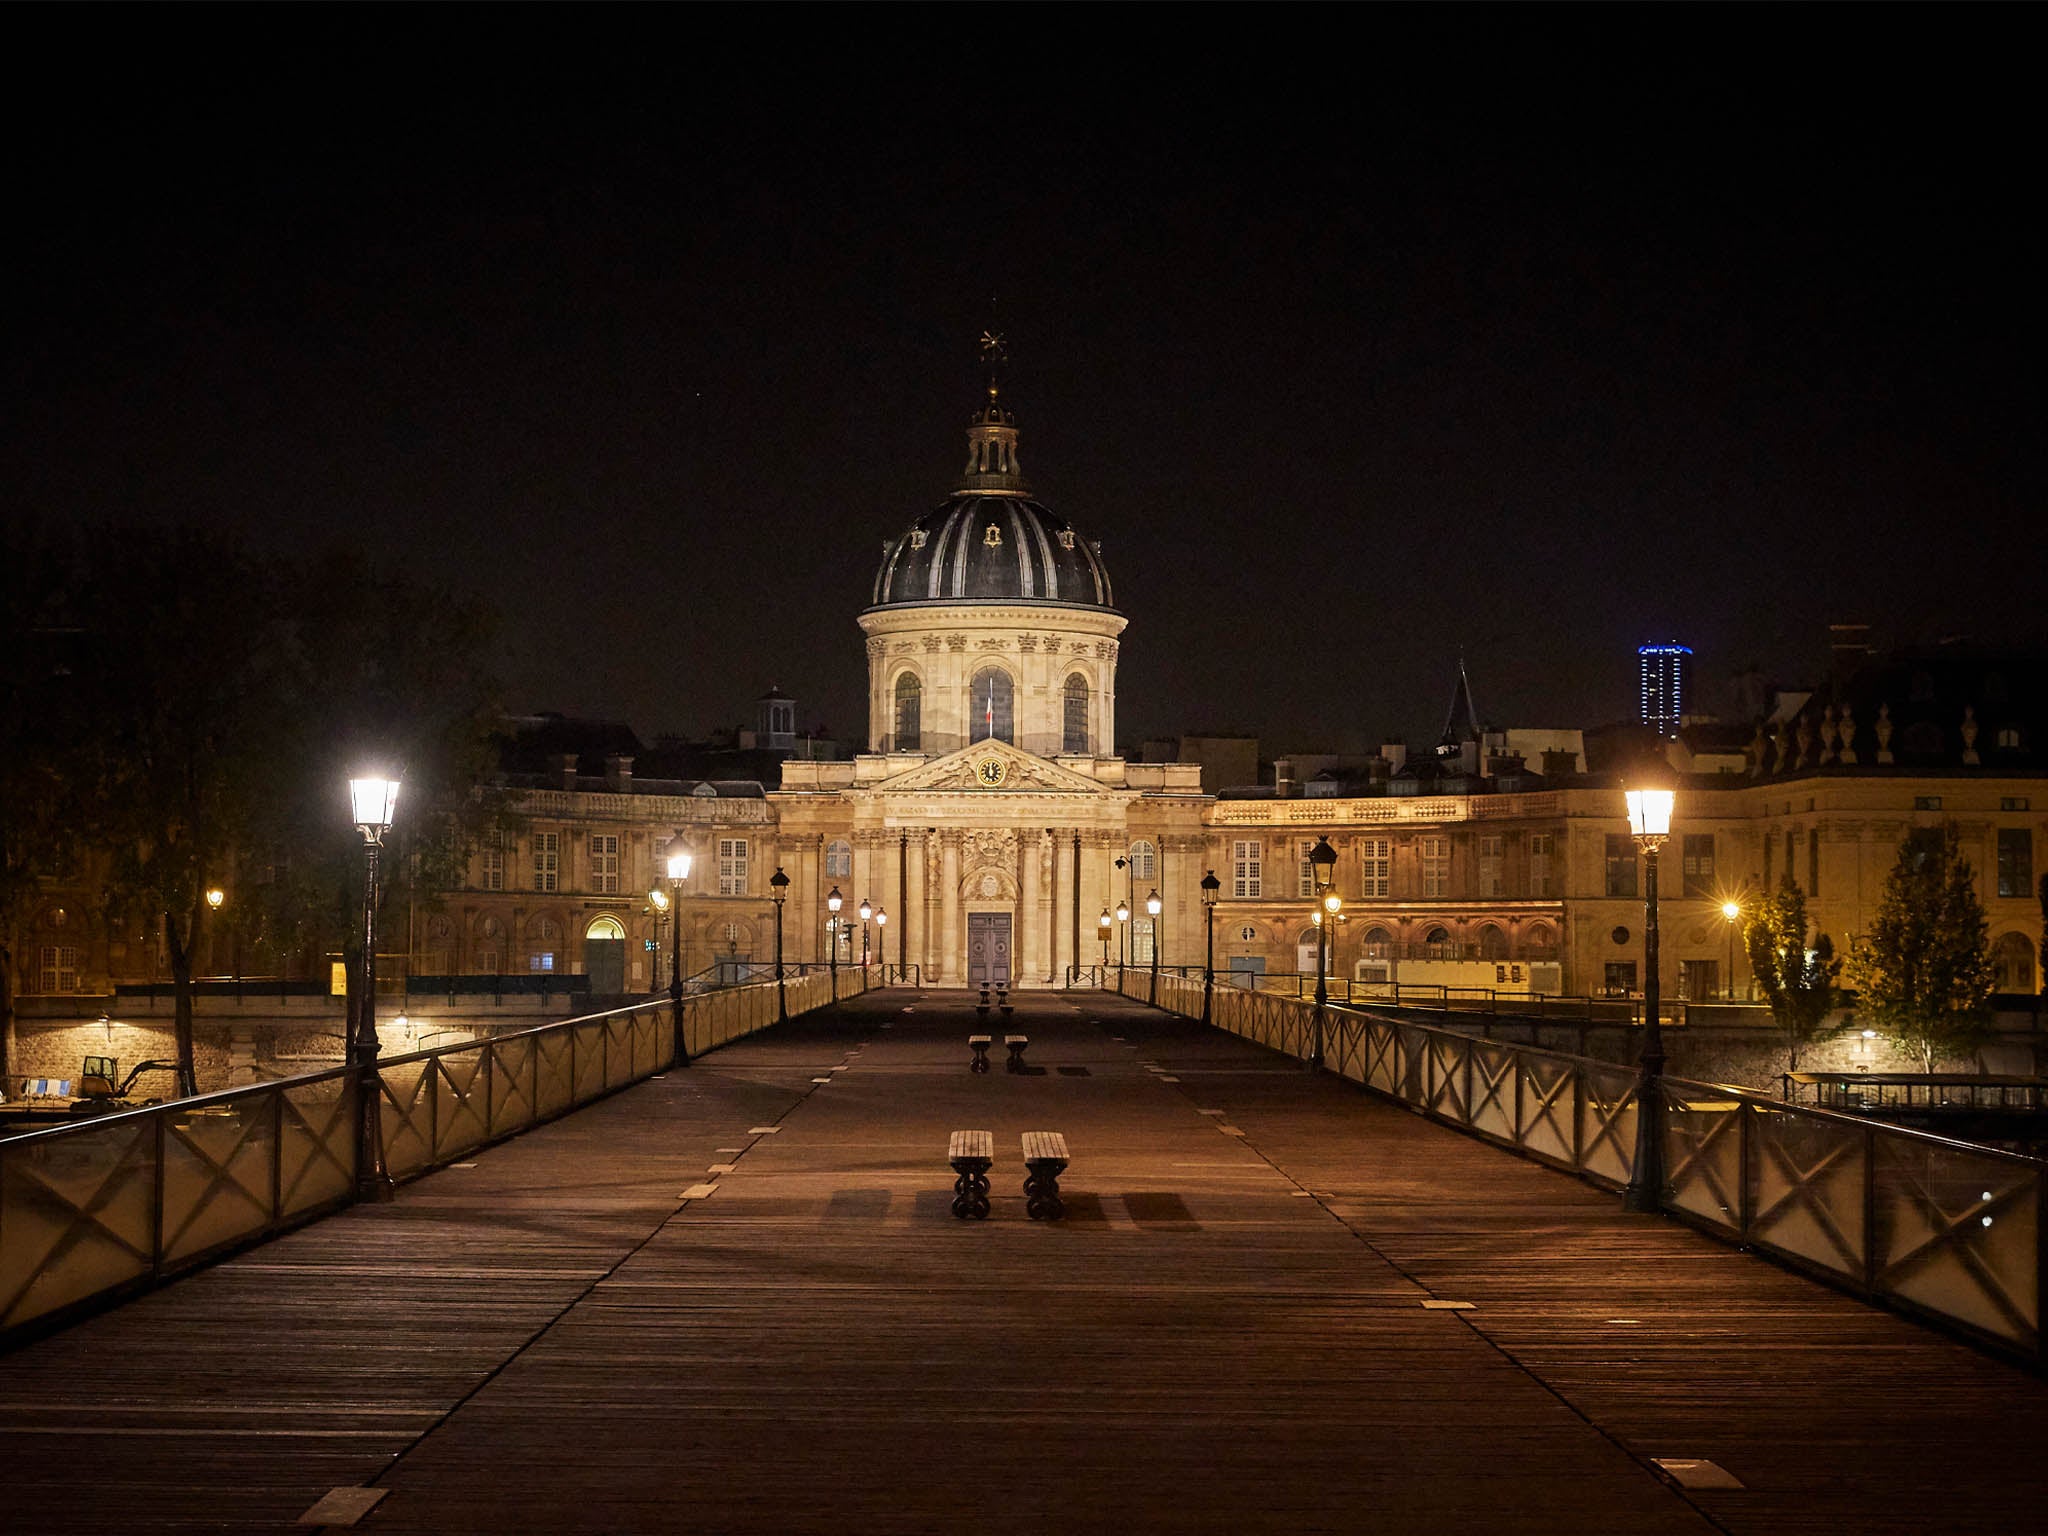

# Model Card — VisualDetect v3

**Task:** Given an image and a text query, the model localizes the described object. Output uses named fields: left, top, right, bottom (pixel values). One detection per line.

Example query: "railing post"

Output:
left=1862, top=1122, right=1879, bottom=1294
left=270, top=1086, right=285, bottom=1230
left=151, top=1108, right=168, bottom=1280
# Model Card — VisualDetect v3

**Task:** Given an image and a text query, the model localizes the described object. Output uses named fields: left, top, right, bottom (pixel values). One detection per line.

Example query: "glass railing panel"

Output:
left=1467, top=1041, right=1515, bottom=1142
left=1517, top=1054, right=1576, bottom=1166
left=1578, top=1063, right=1638, bottom=1186
left=1873, top=1135, right=2038, bottom=1348
left=1747, top=1103, right=1866, bottom=1280
left=278, top=1074, right=355, bottom=1219
left=1661, top=1084, right=1742, bottom=1233
left=433, top=1048, right=489, bottom=1161
left=0, top=1116, right=156, bottom=1330
left=160, top=1093, right=277, bottom=1265
left=377, top=1057, right=433, bottom=1180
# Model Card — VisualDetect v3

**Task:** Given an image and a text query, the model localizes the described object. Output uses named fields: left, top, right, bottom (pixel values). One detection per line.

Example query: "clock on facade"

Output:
left=975, top=756, right=1008, bottom=788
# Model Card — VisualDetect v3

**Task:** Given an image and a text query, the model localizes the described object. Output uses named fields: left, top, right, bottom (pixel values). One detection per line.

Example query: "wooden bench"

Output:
left=1004, top=1034, right=1030, bottom=1073
left=948, top=1130, right=993, bottom=1219
left=1021, top=1130, right=1069, bottom=1220
left=967, top=1035, right=993, bottom=1073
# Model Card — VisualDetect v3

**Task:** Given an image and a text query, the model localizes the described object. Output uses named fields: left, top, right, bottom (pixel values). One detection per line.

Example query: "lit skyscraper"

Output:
left=1638, top=643, right=1691, bottom=737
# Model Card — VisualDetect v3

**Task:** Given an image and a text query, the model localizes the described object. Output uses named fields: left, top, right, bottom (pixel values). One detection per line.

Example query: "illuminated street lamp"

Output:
left=1623, top=775, right=1676, bottom=1213
left=859, top=896, right=873, bottom=969
left=348, top=773, right=400, bottom=1200
left=667, top=848, right=693, bottom=1067
left=205, top=887, right=224, bottom=912
left=648, top=884, right=670, bottom=989
left=1146, top=889, right=1162, bottom=1005
left=826, top=886, right=843, bottom=996
left=1115, top=897, right=1130, bottom=972
left=1200, top=870, right=1221, bottom=1026
left=1721, top=897, right=1743, bottom=1001
left=769, top=867, right=790, bottom=1023
left=1308, top=835, right=1338, bottom=1070
left=1098, top=908, right=1112, bottom=974
left=874, top=907, right=888, bottom=981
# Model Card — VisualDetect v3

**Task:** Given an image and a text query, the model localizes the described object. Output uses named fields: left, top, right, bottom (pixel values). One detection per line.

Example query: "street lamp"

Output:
left=1145, top=889, right=1162, bottom=1005
left=1115, top=897, right=1130, bottom=974
left=859, top=896, right=873, bottom=969
left=648, top=885, right=670, bottom=988
left=1721, top=897, right=1743, bottom=1001
left=769, top=867, right=789, bottom=1023
left=874, top=907, right=887, bottom=981
left=1098, top=908, right=1112, bottom=975
left=1308, top=835, right=1338, bottom=1070
left=1200, top=869, right=1221, bottom=1026
left=348, top=773, right=400, bottom=1200
left=826, top=886, right=843, bottom=996
left=667, top=849, right=692, bottom=1067
left=205, top=887, right=224, bottom=912
left=1623, top=775, right=1676, bottom=1213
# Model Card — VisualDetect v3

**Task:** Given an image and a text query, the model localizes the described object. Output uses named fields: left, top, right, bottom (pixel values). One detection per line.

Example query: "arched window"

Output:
left=969, top=667, right=1014, bottom=744
left=1361, top=925, right=1393, bottom=958
left=1476, top=923, right=1508, bottom=960
left=894, top=673, right=921, bottom=752
left=1127, top=840, right=1157, bottom=883
left=826, top=839, right=852, bottom=878
left=1296, top=927, right=1322, bottom=976
left=1524, top=922, right=1558, bottom=959
left=1423, top=925, right=1453, bottom=959
left=1994, top=932, right=2035, bottom=993
left=1062, top=673, right=1090, bottom=754
left=585, top=915, right=625, bottom=941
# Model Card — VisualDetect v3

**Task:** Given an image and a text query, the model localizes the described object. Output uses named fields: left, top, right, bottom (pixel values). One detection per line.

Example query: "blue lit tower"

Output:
left=1638, top=643, right=1692, bottom=737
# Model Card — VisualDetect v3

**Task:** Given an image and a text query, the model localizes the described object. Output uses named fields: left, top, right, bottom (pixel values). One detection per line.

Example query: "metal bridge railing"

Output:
left=1129, top=969, right=2045, bottom=1367
left=0, top=969, right=865, bottom=1343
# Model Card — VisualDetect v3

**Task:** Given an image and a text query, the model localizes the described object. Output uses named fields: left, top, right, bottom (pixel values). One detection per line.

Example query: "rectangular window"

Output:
left=591, top=834, right=619, bottom=894
left=1681, top=834, right=1715, bottom=897
left=1298, top=839, right=1319, bottom=898
left=1128, top=841, right=1157, bottom=883
left=1527, top=833, right=1553, bottom=898
left=37, top=944, right=80, bottom=993
left=1679, top=959, right=1720, bottom=1001
left=1914, top=795, right=1943, bottom=811
left=528, top=951, right=555, bottom=973
left=1807, top=828, right=1821, bottom=899
left=532, top=832, right=559, bottom=894
left=718, top=837, right=748, bottom=895
left=2001, top=797, right=2031, bottom=813
left=1231, top=839, right=1262, bottom=899
left=1603, top=960, right=1638, bottom=996
left=1359, top=838, right=1390, bottom=899
left=480, top=835, right=504, bottom=893
left=1762, top=832, right=1773, bottom=889
left=1786, top=830, right=1798, bottom=892
left=1420, top=836, right=1450, bottom=898
left=1998, top=829, right=2034, bottom=898
left=1131, top=917, right=1156, bottom=964
left=1477, top=835, right=1504, bottom=899
left=1604, top=834, right=1638, bottom=898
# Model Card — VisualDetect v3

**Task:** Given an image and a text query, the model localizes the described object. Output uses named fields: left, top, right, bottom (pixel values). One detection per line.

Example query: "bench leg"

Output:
left=970, top=1044, right=990, bottom=1073
left=952, top=1163, right=991, bottom=1220
left=1023, top=1162, right=1065, bottom=1221
left=1005, top=1047, right=1026, bottom=1074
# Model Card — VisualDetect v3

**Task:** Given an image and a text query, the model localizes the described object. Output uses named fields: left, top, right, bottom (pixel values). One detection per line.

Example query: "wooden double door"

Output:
left=967, top=912, right=1012, bottom=988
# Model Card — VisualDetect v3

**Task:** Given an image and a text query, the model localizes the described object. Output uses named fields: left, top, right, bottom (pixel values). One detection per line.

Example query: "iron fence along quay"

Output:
left=1120, top=967, right=2046, bottom=1368
left=0, top=968, right=865, bottom=1342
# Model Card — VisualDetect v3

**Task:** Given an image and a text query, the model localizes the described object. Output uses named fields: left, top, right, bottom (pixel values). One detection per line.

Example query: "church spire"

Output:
left=956, top=327, right=1028, bottom=495
left=1437, top=656, right=1483, bottom=759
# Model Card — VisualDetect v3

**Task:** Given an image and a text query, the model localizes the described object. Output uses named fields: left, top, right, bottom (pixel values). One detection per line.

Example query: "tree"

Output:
left=1742, top=877, right=1842, bottom=1073
left=1845, top=822, right=1996, bottom=1072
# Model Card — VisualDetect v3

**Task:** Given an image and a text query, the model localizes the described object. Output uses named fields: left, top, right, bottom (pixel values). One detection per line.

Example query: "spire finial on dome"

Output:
left=958, top=320, right=1026, bottom=494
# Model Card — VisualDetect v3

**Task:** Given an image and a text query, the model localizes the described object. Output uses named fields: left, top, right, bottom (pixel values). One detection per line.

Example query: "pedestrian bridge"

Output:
left=2, top=983, right=2045, bottom=1533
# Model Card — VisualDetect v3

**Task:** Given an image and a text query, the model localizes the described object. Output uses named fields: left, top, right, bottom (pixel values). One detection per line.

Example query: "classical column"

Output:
left=1050, top=829, right=1071, bottom=983
left=1029, top=829, right=1052, bottom=984
left=939, top=832, right=960, bottom=984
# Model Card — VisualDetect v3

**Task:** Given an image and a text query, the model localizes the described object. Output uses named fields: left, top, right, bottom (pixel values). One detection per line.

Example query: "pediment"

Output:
left=872, top=741, right=1109, bottom=795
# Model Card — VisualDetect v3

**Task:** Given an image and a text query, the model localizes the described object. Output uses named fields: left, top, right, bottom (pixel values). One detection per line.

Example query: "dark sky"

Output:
left=8, top=14, right=2040, bottom=755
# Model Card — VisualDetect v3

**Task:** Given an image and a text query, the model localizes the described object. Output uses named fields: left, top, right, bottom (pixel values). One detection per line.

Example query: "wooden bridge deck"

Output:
left=4, top=989, right=2046, bottom=1534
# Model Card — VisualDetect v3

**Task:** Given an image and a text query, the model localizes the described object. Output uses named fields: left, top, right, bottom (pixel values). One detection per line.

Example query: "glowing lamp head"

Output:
left=1099, top=909, right=1112, bottom=931
left=205, top=887, right=225, bottom=911
left=859, top=897, right=873, bottom=922
left=1323, top=892, right=1343, bottom=916
left=1722, top=900, right=1741, bottom=921
left=1624, top=785, right=1675, bottom=840
left=827, top=886, right=843, bottom=914
left=648, top=887, right=670, bottom=913
left=875, top=908, right=887, bottom=927
left=666, top=849, right=692, bottom=883
left=1115, top=900, right=1130, bottom=923
left=1146, top=889, right=1162, bottom=917
left=349, top=775, right=400, bottom=835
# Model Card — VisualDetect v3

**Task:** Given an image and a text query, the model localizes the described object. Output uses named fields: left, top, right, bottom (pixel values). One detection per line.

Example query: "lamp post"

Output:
left=1115, top=897, right=1130, bottom=977
left=769, top=867, right=789, bottom=1023
left=1145, top=889, right=1162, bottom=1005
left=1721, top=898, right=1742, bottom=1001
left=348, top=774, right=400, bottom=1201
left=1098, top=908, right=1112, bottom=976
left=1623, top=778, right=1676, bottom=1213
left=1308, top=835, right=1338, bottom=1071
left=648, top=886, right=670, bottom=987
left=874, top=908, right=887, bottom=981
left=666, top=850, right=693, bottom=1066
left=1200, top=870, right=1220, bottom=1026
left=859, top=896, right=873, bottom=970
left=826, top=886, right=842, bottom=998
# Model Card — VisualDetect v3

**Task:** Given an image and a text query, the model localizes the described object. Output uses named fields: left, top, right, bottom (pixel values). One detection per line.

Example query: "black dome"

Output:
left=869, top=496, right=1115, bottom=610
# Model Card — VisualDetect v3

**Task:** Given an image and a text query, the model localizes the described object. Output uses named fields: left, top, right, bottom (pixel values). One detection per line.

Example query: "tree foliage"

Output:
left=1742, top=878, right=1842, bottom=1072
left=1844, top=822, right=1996, bottom=1071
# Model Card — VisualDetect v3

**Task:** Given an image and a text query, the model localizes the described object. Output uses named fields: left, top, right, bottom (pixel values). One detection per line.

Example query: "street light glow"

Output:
left=349, top=774, right=400, bottom=834
left=667, top=850, right=692, bottom=882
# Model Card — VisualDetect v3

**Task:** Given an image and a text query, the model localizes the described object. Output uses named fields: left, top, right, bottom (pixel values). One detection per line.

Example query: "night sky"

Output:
left=8, top=15, right=2040, bottom=757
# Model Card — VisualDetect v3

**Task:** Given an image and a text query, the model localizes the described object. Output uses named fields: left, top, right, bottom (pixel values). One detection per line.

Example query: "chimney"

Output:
left=551, top=753, right=579, bottom=791
left=604, top=754, right=634, bottom=791
left=1541, top=748, right=1577, bottom=780
left=1274, top=757, right=1296, bottom=799
left=1381, top=740, right=1407, bottom=773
